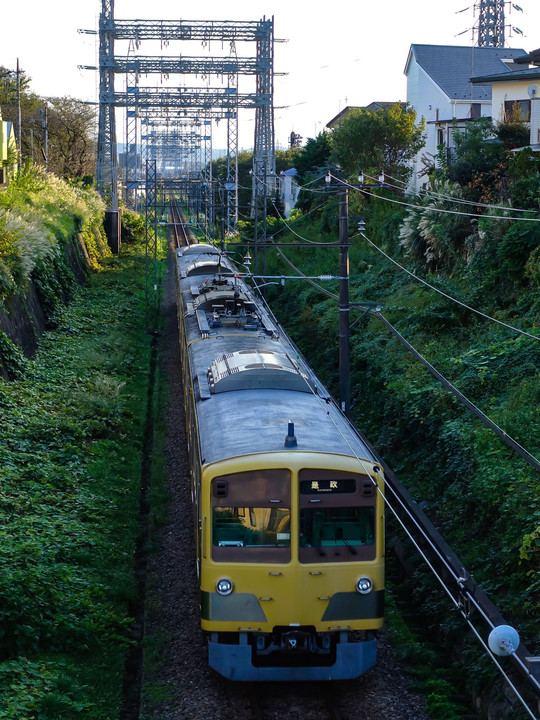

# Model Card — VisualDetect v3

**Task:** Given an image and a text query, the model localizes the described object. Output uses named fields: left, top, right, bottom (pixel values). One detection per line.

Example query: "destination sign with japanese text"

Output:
left=299, top=479, right=356, bottom=494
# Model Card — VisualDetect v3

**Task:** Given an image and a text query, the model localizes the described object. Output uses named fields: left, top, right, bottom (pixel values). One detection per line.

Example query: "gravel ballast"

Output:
left=141, top=253, right=430, bottom=720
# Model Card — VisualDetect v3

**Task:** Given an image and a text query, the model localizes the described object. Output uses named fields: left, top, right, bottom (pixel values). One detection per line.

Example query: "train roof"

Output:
left=176, top=243, right=378, bottom=468
left=196, top=386, right=377, bottom=466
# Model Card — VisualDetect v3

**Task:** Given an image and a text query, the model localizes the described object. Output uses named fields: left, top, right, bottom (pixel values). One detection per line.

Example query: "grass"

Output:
left=0, top=237, right=167, bottom=718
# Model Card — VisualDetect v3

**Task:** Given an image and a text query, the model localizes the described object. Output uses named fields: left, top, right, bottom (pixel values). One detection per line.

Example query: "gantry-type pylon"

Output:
left=92, top=0, right=275, bottom=232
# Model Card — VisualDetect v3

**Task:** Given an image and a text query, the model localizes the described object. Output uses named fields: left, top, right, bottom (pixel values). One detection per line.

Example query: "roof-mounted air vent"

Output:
left=207, top=350, right=312, bottom=394
left=182, top=259, right=234, bottom=278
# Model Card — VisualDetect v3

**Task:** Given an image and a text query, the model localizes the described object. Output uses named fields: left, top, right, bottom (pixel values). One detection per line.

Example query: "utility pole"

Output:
left=220, top=208, right=225, bottom=251
left=338, top=188, right=350, bottom=417
left=15, top=59, right=22, bottom=166
left=43, top=106, right=48, bottom=171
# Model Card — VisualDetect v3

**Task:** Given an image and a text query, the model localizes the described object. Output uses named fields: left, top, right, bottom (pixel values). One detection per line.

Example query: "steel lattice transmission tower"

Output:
left=252, top=18, right=276, bottom=213
left=96, top=0, right=118, bottom=209
left=476, top=0, right=505, bottom=47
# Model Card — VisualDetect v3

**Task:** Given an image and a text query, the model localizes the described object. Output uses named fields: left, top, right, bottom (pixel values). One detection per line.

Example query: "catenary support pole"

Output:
left=339, top=188, right=350, bottom=416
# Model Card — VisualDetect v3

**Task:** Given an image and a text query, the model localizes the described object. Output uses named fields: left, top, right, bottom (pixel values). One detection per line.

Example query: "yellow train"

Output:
left=175, top=242, right=385, bottom=681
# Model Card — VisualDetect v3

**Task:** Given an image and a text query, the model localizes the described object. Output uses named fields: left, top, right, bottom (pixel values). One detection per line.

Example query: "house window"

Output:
left=504, top=100, right=531, bottom=122
left=437, top=128, right=445, bottom=145
left=470, top=103, right=481, bottom=118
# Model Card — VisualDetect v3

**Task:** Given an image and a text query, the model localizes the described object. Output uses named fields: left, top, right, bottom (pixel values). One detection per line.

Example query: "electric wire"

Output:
left=262, top=237, right=540, bottom=471
left=336, top=176, right=540, bottom=223
left=355, top=230, right=540, bottom=342
left=201, top=179, right=540, bottom=466
left=375, top=311, right=540, bottom=472
left=250, top=275, right=539, bottom=718
left=269, top=198, right=335, bottom=245
left=266, top=189, right=539, bottom=343
left=194, top=178, right=539, bottom=345
left=268, top=238, right=339, bottom=302
left=364, top=170, right=540, bottom=216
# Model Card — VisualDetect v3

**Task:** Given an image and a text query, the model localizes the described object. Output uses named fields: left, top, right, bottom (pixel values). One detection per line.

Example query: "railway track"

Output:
left=248, top=682, right=348, bottom=720
left=168, top=195, right=195, bottom=248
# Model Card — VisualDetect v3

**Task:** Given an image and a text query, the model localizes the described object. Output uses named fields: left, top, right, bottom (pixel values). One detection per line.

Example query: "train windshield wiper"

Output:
left=313, top=535, right=325, bottom=556
left=336, top=527, right=357, bottom=555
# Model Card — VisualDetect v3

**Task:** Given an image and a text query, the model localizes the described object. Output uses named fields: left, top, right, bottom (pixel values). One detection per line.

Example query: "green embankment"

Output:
left=254, top=190, right=539, bottom=706
left=0, top=168, right=165, bottom=718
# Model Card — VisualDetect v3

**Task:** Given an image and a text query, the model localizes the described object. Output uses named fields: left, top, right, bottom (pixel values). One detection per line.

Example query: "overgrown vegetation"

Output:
left=239, top=114, right=539, bottom=713
left=0, top=240, right=157, bottom=718
left=0, top=163, right=163, bottom=716
left=0, top=165, right=107, bottom=308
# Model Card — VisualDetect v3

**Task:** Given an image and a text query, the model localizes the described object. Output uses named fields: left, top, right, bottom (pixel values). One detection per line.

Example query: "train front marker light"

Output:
left=216, top=577, right=234, bottom=596
left=355, top=576, right=373, bottom=595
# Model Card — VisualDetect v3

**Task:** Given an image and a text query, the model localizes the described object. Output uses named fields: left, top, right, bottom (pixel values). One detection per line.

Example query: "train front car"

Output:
left=176, top=243, right=384, bottom=682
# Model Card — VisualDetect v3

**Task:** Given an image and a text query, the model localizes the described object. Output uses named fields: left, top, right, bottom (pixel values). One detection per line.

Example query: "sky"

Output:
left=3, top=0, right=540, bottom=150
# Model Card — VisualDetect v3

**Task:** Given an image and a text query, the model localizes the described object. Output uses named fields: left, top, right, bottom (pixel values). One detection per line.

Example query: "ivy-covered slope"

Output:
left=0, top=167, right=111, bottom=372
left=258, top=176, right=539, bottom=661
left=0, top=169, right=155, bottom=718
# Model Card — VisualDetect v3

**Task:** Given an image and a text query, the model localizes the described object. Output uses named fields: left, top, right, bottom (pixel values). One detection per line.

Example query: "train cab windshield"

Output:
left=210, top=468, right=377, bottom=564
left=211, top=469, right=291, bottom=562
left=298, top=469, right=377, bottom=563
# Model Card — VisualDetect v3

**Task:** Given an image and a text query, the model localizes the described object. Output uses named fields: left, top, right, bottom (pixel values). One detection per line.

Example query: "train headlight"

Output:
left=216, top=577, right=234, bottom=596
left=355, top=576, right=373, bottom=595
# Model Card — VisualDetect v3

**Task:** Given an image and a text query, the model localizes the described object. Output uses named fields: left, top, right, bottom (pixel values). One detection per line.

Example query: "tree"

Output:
left=292, top=131, right=332, bottom=181
left=1, top=68, right=96, bottom=180
left=399, top=180, right=474, bottom=271
left=495, top=102, right=531, bottom=150
left=45, top=97, right=96, bottom=180
left=329, top=104, right=425, bottom=183
left=445, top=117, right=506, bottom=202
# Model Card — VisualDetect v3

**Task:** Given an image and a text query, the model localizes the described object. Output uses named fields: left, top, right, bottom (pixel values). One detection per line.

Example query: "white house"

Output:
left=405, top=44, right=527, bottom=191
left=471, top=65, right=540, bottom=148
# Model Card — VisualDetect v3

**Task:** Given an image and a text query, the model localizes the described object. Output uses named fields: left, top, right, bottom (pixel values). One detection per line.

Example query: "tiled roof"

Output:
left=515, top=48, right=540, bottom=65
left=407, top=44, right=526, bottom=100
left=472, top=66, right=540, bottom=83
